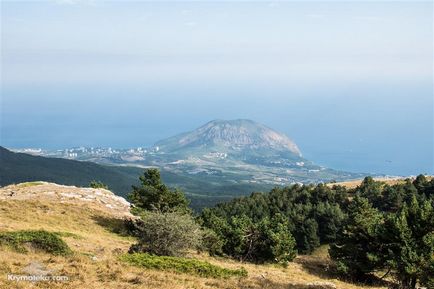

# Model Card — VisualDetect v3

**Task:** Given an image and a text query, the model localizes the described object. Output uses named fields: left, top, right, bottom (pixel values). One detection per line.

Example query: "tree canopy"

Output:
left=129, top=168, right=190, bottom=214
left=200, top=175, right=434, bottom=287
left=127, top=170, right=434, bottom=287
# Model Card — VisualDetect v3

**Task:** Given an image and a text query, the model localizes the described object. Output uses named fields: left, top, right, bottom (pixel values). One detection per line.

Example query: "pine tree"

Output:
left=357, top=176, right=383, bottom=207
left=265, top=214, right=297, bottom=264
left=329, top=195, right=384, bottom=279
left=299, top=218, right=320, bottom=254
left=381, top=196, right=434, bottom=288
left=315, top=202, right=345, bottom=242
left=129, top=168, right=190, bottom=214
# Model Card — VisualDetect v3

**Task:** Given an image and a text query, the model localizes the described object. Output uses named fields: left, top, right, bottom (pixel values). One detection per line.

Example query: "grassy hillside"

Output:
left=0, top=182, right=387, bottom=289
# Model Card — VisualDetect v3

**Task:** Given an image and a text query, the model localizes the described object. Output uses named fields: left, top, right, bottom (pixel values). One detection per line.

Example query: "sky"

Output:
left=1, top=0, right=433, bottom=176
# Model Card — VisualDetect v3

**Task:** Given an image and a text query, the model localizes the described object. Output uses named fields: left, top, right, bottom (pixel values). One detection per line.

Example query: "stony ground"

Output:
left=0, top=182, right=132, bottom=218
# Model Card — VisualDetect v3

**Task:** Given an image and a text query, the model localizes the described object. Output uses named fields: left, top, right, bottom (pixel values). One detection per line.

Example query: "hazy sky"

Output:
left=1, top=0, right=433, bottom=175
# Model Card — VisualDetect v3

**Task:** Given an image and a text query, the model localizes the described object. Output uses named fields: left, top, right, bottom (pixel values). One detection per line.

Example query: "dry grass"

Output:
left=0, top=191, right=388, bottom=289
left=327, top=177, right=412, bottom=189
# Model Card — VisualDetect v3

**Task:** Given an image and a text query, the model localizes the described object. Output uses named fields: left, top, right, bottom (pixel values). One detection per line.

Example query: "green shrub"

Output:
left=120, top=253, right=247, bottom=278
left=89, top=180, right=109, bottom=189
left=53, top=231, right=83, bottom=240
left=201, top=212, right=297, bottom=263
left=129, top=210, right=202, bottom=257
left=18, top=181, right=44, bottom=188
left=200, top=228, right=224, bottom=256
left=0, top=230, right=72, bottom=255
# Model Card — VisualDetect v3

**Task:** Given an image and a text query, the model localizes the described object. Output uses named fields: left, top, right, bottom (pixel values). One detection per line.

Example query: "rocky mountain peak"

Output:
left=156, top=119, right=301, bottom=156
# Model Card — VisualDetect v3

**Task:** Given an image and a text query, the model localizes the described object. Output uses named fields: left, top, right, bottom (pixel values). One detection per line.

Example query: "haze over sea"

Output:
left=1, top=1, right=432, bottom=176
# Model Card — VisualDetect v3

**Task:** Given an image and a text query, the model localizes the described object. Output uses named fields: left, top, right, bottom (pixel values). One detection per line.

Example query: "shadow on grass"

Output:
left=294, top=255, right=336, bottom=280
left=237, top=278, right=336, bottom=289
left=294, top=255, right=393, bottom=288
left=92, top=215, right=131, bottom=237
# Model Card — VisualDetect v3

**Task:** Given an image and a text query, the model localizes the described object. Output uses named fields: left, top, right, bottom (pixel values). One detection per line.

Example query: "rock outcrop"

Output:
left=0, top=182, right=132, bottom=217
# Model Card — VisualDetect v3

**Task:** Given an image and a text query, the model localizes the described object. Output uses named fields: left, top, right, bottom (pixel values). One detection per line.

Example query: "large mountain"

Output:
left=12, top=119, right=363, bottom=184
left=4, top=119, right=366, bottom=209
left=147, top=119, right=361, bottom=184
left=155, top=119, right=301, bottom=157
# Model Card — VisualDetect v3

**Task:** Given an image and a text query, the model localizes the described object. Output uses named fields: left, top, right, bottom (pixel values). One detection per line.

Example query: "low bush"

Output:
left=129, top=210, right=202, bottom=257
left=18, top=181, right=44, bottom=188
left=120, top=253, right=247, bottom=278
left=89, top=180, right=109, bottom=189
left=0, top=230, right=72, bottom=255
left=53, top=231, right=83, bottom=239
left=199, top=228, right=224, bottom=256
